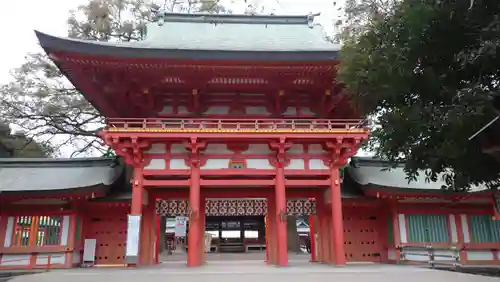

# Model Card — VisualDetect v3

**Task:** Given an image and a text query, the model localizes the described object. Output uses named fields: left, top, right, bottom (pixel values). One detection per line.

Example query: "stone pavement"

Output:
left=7, top=261, right=499, bottom=282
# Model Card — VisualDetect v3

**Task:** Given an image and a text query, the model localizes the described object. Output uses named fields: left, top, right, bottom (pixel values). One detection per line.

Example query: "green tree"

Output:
left=339, top=0, right=500, bottom=190
left=0, top=0, right=228, bottom=157
left=0, top=121, right=53, bottom=158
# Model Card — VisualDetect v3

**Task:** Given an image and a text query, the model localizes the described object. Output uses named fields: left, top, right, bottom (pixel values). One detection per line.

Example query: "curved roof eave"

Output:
left=0, top=157, right=123, bottom=193
left=35, top=30, right=339, bottom=62
left=347, top=163, right=489, bottom=193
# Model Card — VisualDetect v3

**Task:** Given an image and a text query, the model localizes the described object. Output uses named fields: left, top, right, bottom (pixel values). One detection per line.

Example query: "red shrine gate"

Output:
left=100, top=124, right=368, bottom=267
left=36, top=13, right=371, bottom=267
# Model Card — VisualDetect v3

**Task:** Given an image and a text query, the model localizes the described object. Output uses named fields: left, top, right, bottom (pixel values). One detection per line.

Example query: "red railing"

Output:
left=106, top=118, right=367, bottom=132
left=1, top=255, right=52, bottom=271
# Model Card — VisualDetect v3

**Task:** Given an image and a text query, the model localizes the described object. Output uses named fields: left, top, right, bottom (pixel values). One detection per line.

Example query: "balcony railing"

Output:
left=105, top=118, right=368, bottom=133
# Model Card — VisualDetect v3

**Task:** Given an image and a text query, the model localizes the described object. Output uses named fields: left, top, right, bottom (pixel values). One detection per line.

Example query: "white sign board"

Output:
left=174, top=216, right=188, bottom=237
left=83, top=239, right=97, bottom=263
left=125, top=215, right=141, bottom=263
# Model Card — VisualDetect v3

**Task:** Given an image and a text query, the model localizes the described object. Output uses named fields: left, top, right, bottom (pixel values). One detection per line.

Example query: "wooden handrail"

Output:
left=106, top=118, right=368, bottom=132
left=1, top=255, right=52, bottom=271
left=398, top=245, right=461, bottom=269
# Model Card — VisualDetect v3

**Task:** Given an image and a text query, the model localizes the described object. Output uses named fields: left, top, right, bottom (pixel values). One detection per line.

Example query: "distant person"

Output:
left=305, top=236, right=311, bottom=253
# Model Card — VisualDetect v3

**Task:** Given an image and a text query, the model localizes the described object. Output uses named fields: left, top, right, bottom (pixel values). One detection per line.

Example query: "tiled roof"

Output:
left=0, top=157, right=122, bottom=193
left=347, top=157, right=487, bottom=192
left=141, top=13, right=339, bottom=52
left=35, top=13, right=339, bottom=61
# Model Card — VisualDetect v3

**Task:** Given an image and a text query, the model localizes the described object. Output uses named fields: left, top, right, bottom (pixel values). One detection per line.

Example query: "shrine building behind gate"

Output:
left=0, top=12, right=499, bottom=269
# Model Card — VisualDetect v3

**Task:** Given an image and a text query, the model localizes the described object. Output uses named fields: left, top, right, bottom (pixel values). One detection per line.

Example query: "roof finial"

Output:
left=152, top=6, right=167, bottom=26
left=307, top=12, right=314, bottom=28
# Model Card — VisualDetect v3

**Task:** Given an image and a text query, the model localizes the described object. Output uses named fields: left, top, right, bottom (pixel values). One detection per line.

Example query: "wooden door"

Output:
left=86, top=215, right=127, bottom=265
left=343, top=207, right=383, bottom=262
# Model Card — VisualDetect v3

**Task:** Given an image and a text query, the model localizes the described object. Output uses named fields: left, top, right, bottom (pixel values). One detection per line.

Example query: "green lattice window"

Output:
left=407, top=214, right=449, bottom=243
left=387, top=216, right=394, bottom=244
left=75, top=216, right=82, bottom=243
left=469, top=215, right=500, bottom=243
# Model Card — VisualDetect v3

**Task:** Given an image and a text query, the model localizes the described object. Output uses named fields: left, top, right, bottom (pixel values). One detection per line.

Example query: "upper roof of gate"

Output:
left=35, top=13, right=339, bottom=61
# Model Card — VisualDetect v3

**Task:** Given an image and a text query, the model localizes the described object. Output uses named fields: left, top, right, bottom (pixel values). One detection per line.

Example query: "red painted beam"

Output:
left=200, top=179, right=274, bottom=186
left=143, top=170, right=190, bottom=176
left=143, top=169, right=332, bottom=177
left=143, top=179, right=190, bottom=187
left=285, top=179, right=330, bottom=187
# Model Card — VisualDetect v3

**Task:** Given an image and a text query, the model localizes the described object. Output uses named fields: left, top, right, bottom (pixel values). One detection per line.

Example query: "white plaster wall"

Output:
left=147, top=143, right=166, bottom=154
left=36, top=253, right=66, bottom=265
left=308, top=144, right=326, bottom=154
left=178, top=106, right=189, bottom=114
left=205, top=106, right=230, bottom=114
left=144, top=159, right=166, bottom=170
left=60, top=215, right=70, bottom=246
left=4, top=216, right=14, bottom=247
left=283, top=107, right=297, bottom=115
left=460, top=214, right=471, bottom=243
left=246, top=106, right=269, bottom=115
left=246, top=159, right=273, bottom=169
left=0, top=254, right=30, bottom=266
left=285, top=159, right=305, bottom=170
left=170, top=143, right=187, bottom=154
left=170, top=159, right=189, bottom=169
left=309, top=159, right=328, bottom=170
left=158, top=105, right=173, bottom=114
left=243, top=144, right=272, bottom=154
left=467, top=250, right=494, bottom=261
left=398, top=214, right=408, bottom=243
left=287, top=144, right=303, bottom=154
left=300, top=107, right=314, bottom=115
left=205, top=144, right=232, bottom=154
left=202, top=159, right=230, bottom=169
left=449, top=214, right=458, bottom=243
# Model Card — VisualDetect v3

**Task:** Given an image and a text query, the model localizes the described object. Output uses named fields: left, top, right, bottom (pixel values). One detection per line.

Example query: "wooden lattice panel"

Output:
left=343, top=207, right=383, bottom=262
left=155, top=199, right=316, bottom=216
left=86, top=215, right=127, bottom=265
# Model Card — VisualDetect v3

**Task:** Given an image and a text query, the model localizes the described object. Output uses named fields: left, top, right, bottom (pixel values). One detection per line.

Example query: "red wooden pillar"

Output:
left=187, top=161, right=202, bottom=267
left=275, top=163, right=288, bottom=266
left=265, top=215, right=269, bottom=263
left=316, top=192, right=325, bottom=263
left=390, top=201, right=401, bottom=263
left=309, top=214, right=316, bottom=262
left=199, top=196, right=206, bottom=264
left=64, top=214, right=78, bottom=268
left=454, top=214, right=468, bottom=264
left=128, top=167, right=144, bottom=267
left=267, top=195, right=277, bottom=265
left=330, top=168, right=346, bottom=265
left=131, top=168, right=144, bottom=215
left=155, top=208, right=160, bottom=264
left=323, top=205, right=332, bottom=263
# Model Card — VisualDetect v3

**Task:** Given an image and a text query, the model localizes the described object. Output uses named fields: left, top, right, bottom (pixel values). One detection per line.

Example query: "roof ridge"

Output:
left=156, top=12, right=320, bottom=25
left=0, top=157, right=119, bottom=166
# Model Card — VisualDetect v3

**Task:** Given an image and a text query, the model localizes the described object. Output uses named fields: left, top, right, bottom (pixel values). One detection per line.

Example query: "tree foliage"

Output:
left=339, top=0, right=500, bottom=190
left=0, top=0, right=229, bottom=157
left=0, top=121, right=53, bottom=158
